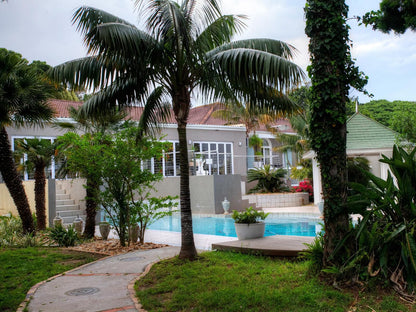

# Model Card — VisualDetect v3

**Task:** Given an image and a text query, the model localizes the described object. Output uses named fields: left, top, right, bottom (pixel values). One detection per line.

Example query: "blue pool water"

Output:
left=149, top=214, right=322, bottom=237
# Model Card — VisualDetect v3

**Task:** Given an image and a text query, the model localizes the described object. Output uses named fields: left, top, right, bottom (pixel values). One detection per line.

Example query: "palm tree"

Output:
left=0, top=48, right=54, bottom=234
left=56, top=106, right=127, bottom=238
left=14, top=138, right=58, bottom=230
left=50, top=0, right=304, bottom=259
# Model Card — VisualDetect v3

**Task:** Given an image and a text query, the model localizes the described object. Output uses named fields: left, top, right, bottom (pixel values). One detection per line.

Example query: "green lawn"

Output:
left=0, top=247, right=104, bottom=312
left=136, top=251, right=414, bottom=312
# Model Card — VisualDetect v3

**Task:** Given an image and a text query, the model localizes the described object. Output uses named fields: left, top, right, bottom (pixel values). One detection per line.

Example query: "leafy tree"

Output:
left=50, top=1, right=304, bottom=259
left=0, top=48, right=54, bottom=234
left=392, top=109, right=416, bottom=144
left=56, top=106, right=126, bottom=238
left=361, top=0, right=416, bottom=34
left=14, top=138, right=59, bottom=230
left=305, top=0, right=368, bottom=266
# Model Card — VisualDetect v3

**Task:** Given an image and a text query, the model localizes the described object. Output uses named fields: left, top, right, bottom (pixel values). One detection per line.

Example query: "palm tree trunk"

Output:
left=34, top=163, right=46, bottom=230
left=84, top=176, right=99, bottom=238
left=0, top=126, right=35, bottom=234
left=177, top=123, right=197, bottom=260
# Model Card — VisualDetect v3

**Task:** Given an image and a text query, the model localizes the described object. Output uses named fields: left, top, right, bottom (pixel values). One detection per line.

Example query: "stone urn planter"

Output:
left=99, top=222, right=111, bottom=240
left=129, top=225, right=140, bottom=243
left=231, top=207, right=269, bottom=240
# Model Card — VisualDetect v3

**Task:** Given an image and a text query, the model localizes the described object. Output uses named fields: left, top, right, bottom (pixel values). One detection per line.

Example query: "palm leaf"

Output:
left=138, top=86, right=171, bottom=138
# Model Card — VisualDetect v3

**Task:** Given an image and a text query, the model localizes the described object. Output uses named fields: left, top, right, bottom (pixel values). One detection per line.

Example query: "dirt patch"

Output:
left=68, top=238, right=169, bottom=256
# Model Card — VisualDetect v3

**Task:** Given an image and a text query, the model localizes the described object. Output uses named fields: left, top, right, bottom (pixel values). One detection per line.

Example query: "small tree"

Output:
left=56, top=106, right=126, bottom=238
left=96, top=126, right=176, bottom=246
left=14, top=138, right=59, bottom=230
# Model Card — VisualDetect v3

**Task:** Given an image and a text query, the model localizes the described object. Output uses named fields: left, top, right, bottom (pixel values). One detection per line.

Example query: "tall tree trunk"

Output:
left=174, top=88, right=197, bottom=260
left=34, top=163, right=46, bottom=230
left=0, top=126, right=35, bottom=234
left=84, top=176, right=99, bottom=238
left=305, top=0, right=350, bottom=266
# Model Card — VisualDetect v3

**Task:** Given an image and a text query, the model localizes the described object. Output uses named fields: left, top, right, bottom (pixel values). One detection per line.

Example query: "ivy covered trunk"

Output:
left=305, top=0, right=350, bottom=265
left=174, top=88, right=197, bottom=260
left=0, top=126, right=35, bottom=234
left=34, top=163, right=46, bottom=230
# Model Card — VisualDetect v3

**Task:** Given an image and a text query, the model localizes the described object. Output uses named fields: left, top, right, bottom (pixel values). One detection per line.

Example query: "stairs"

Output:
left=55, top=184, right=86, bottom=225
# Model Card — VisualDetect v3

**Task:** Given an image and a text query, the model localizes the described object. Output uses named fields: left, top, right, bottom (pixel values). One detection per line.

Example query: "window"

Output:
left=192, top=142, right=233, bottom=175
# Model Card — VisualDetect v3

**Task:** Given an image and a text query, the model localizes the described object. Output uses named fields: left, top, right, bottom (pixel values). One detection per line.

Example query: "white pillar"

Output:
left=312, top=158, right=323, bottom=205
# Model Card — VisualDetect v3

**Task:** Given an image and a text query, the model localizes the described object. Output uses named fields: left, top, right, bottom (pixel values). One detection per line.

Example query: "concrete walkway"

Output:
left=21, top=246, right=180, bottom=312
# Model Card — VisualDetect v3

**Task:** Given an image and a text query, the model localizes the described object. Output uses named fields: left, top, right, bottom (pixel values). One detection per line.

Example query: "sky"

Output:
left=0, top=0, right=415, bottom=104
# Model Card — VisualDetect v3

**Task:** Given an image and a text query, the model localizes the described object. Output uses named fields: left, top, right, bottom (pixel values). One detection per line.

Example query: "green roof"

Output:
left=347, top=113, right=397, bottom=150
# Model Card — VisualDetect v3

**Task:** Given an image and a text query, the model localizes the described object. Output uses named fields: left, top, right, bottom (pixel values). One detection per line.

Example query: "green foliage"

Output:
left=48, top=225, right=79, bottom=247
left=93, top=126, right=172, bottom=246
left=247, top=164, right=288, bottom=194
left=361, top=0, right=416, bottom=34
left=301, top=229, right=324, bottom=274
left=275, top=85, right=311, bottom=162
left=248, top=134, right=263, bottom=161
left=290, top=159, right=312, bottom=181
left=231, top=207, right=269, bottom=224
left=347, top=157, right=371, bottom=187
left=0, top=215, right=44, bottom=247
left=346, top=146, right=416, bottom=292
left=131, top=196, right=178, bottom=244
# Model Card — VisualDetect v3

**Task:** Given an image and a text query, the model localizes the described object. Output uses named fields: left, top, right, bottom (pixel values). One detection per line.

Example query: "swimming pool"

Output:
left=148, top=214, right=322, bottom=237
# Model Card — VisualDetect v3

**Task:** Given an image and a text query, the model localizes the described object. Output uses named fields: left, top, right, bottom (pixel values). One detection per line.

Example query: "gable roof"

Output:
left=346, top=112, right=398, bottom=150
left=47, top=99, right=293, bottom=132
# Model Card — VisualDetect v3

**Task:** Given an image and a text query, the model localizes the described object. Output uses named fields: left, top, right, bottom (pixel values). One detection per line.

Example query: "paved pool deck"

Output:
left=211, top=234, right=315, bottom=256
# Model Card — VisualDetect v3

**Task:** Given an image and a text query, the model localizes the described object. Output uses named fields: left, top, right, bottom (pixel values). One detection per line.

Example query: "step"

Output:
left=56, top=199, right=75, bottom=206
left=56, top=204, right=81, bottom=212
left=56, top=194, right=71, bottom=200
left=56, top=189, right=66, bottom=195
left=58, top=210, right=84, bottom=218
left=62, top=215, right=87, bottom=224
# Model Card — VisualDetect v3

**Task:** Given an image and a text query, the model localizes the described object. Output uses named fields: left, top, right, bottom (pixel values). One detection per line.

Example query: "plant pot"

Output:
left=234, top=222, right=266, bottom=240
left=129, top=225, right=140, bottom=243
left=99, top=223, right=111, bottom=240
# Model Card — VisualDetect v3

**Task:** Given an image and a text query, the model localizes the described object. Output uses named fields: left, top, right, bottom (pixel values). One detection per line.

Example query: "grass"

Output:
left=0, top=247, right=104, bottom=312
left=136, top=251, right=415, bottom=312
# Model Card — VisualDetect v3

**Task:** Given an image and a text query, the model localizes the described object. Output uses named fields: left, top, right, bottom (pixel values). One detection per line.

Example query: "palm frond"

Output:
left=209, top=48, right=304, bottom=93
left=49, top=56, right=118, bottom=91
left=195, top=14, right=246, bottom=51
left=80, top=77, right=152, bottom=116
left=208, top=38, right=299, bottom=59
left=138, top=86, right=171, bottom=138
left=73, top=6, right=135, bottom=45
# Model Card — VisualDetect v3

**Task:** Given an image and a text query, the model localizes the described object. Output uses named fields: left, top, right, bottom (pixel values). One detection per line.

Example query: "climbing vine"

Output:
left=305, top=0, right=368, bottom=264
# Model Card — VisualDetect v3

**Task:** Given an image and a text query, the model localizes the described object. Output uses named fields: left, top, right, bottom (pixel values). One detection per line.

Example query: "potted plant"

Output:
left=231, top=207, right=269, bottom=240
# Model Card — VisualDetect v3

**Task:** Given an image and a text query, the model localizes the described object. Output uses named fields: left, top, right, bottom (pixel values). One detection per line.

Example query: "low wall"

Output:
left=0, top=180, right=49, bottom=224
left=243, top=192, right=309, bottom=208
left=150, top=174, right=246, bottom=214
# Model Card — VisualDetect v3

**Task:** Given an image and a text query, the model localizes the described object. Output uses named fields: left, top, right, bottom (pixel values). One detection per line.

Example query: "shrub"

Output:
left=343, top=146, right=416, bottom=293
left=247, top=164, right=288, bottom=193
left=293, top=179, right=313, bottom=201
left=231, top=207, right=269, bottom=224
left=48, top=225, right=79, bottom=247
left=0, top=214, right=45, bottom=247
